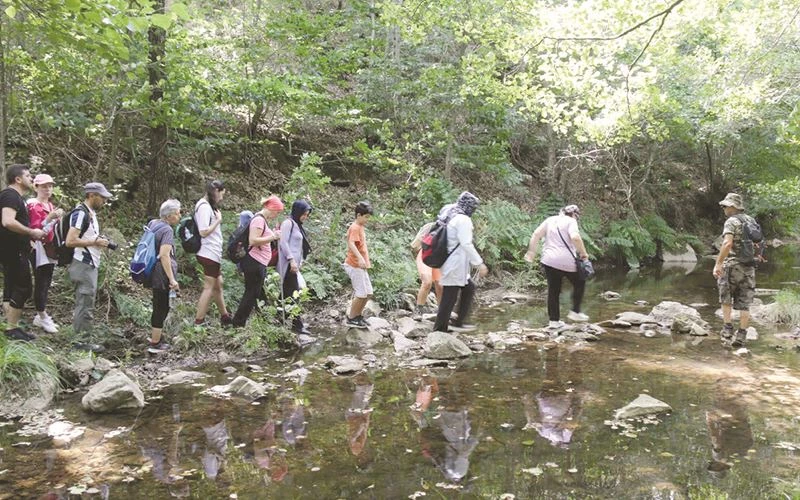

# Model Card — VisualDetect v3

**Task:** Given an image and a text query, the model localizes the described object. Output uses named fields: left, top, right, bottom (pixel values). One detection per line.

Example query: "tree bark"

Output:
left=147, top=0, right=168, bottom=214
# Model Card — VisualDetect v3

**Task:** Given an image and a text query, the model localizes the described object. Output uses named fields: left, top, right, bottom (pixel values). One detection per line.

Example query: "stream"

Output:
left=1, top=247, right=799, bottom=499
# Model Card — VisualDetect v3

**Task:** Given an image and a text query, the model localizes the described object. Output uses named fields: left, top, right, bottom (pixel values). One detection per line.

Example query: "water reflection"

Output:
left=280, top=397, right=307, bottom=447
left=346, top=375, right=374, bottom=456
left=706, top=395, right=753, bottom=477
left=523, top=349, right=582, bottom=448
left=202, top=420, right=229, bottom=480
left=251, top=418, right=288, bottom=482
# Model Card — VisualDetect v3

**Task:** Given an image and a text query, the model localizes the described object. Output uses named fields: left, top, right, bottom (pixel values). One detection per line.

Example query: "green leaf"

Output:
left=4, top=5, right=15, bottom=18
left=170, top=2, right=190, bottom=20
left=64, top=0, right=81, bottom=12
left=522, top=440, right=535, bottom=446
left=151, top=13, right=172, bottom=30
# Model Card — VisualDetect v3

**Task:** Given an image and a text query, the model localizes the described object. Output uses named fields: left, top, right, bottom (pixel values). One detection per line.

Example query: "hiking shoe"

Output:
left=731, top=329, right=747, bottom=348
left=567, top=311, right=590, bottom=322
left=412, top=306, right=424, bottom=321
left=720, top=324, right=734, bottom=340
left=547, top=320, right=566, bottom=330
left=72, top=341, right=106, bottom=353
left=450, top=323, right=477, bottom=332
left=4, top=328, right=36, bottom=342
left=194, top=317, right=211, bottom=327
left=147, top=341, right=172, bottom=354
left=220, top=314, right=234, bottom=328
left=346, top=316, right=369, bottom=329
left=33, top=314, right=59, bottom=334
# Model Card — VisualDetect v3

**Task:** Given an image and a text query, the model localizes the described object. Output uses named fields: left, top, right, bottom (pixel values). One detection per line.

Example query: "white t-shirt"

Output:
left=195, top=198, right=222, bottom=262
left=70, top=204, right=101, bottom=268
left=539, top=215, right=580, bottom=273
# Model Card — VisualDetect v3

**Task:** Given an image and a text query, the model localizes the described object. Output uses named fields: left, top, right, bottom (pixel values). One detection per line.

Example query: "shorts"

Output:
left=1, top=249, right=32, bottom=309
left=197, top=255, right=221, bottom=278
left=343, top=263, right=373, bottom=298
left=718, top=263, right=755, bottom=310
left=415, top=251, right=441, bottom=282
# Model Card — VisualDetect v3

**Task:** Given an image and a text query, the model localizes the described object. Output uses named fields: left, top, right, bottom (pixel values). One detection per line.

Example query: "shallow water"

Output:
left=2, top=249, right=800, bottom=499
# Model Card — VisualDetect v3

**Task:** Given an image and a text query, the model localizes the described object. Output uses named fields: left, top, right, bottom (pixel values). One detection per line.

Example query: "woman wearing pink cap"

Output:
left=26, top=173, right=64, bottom=333
left=232, top=195, right=283, bottom=327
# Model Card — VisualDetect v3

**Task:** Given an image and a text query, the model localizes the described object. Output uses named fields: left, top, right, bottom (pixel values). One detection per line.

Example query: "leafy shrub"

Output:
left=532, top=193, right=565, bottom=224
left=285, top=152, right=331, bottom=202
left=113, top=292, right=150, bottom=327
left=603, top=218, right=656, bottom=268
left=368, top=228, right=418, bottom=308
left=226, top=314, right=293, bottom=355
left=642, top=214, right=680, bottom=252
left=414, top=172, right=458, bottom=210
left=0, top=335, right=60, bottom=395
left=764, top=289, right=800, bottom=324
left=473, top=199, right=537, bottom=269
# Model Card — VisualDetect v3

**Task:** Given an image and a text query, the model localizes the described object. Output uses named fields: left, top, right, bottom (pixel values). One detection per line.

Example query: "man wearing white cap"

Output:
left=713, top=192, right=761, bottom=347
left=66, top=182, right=113, bottom=351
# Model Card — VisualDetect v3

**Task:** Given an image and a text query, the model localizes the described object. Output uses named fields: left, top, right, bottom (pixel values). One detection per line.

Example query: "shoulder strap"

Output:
left=556, top=227, right=578, bottom=260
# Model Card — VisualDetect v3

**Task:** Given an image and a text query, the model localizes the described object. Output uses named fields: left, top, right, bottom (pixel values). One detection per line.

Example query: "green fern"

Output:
left=474, top=199, right=537, bottom=269
left=642, top=214, right=680, bottom=252
left=604, top=219, right=656, bottom=267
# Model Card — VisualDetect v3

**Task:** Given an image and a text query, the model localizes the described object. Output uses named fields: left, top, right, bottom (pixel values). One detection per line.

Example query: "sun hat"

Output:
left=718, top=193, right=744, bottom=210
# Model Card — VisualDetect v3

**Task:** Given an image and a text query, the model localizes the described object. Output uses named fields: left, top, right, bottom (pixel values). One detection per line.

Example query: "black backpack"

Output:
left=177, top=201, right=210, bottom=254
left=226, top=213, right=264, bottom=263
left=420, top=218, right=459, bottom=268
left=53, top=204, right=90, bottom=267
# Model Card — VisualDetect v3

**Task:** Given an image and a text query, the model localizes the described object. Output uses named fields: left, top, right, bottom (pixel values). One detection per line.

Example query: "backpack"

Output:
left=177, top=201, right=209, bottom=253
left=226, top=213, right=265, bottom=263
left=130, top=222, right=164, bottom=285
left=53, top=204, right=90, bottom=267
left=420, top=218, right=460, bottom=268
left=734, top=214, right=763, bottom=266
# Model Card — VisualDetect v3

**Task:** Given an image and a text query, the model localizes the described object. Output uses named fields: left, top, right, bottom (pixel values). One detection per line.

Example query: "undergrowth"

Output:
left=0, top=333, right=60, bottom=395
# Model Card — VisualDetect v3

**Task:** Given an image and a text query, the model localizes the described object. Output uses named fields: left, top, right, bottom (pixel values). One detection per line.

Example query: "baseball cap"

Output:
left=84, top=182, right=113, bottom=198
left=33, top=174, right=55, bottom=186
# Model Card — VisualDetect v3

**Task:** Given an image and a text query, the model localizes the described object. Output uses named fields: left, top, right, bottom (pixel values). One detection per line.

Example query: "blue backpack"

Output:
left=130, top=223, right=160, bottom=284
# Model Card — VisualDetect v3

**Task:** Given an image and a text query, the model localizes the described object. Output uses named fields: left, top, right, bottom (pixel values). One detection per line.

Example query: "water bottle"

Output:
left=169, top=289, right=177, bottom=307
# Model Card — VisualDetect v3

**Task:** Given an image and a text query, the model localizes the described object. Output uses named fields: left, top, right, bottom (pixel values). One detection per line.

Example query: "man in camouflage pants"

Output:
left=713, top=193, right=758, bottom=347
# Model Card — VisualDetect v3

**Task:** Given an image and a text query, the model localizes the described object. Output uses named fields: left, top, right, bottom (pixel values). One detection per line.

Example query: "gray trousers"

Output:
left=69, top=260, right=98, bottom=334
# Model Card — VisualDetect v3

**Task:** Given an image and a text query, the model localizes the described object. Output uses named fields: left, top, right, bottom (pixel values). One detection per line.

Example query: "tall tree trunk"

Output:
left=705, top=141, right=714, bottom=193
left=147, top=0, right=168, bottom=214
left=545, top=122, right=557, bottom=190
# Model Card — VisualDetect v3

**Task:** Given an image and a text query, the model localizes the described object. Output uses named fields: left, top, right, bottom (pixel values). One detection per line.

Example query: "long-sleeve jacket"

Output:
left=439, top=214, right=483, bottom=286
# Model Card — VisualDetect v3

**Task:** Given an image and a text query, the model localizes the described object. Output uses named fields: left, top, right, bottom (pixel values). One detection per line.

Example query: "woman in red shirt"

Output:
left=26, top=174, right=63, bottom=333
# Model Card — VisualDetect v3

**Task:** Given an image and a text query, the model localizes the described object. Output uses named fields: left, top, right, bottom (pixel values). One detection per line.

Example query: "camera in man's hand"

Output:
left=107, top=241, right=118, bottom=251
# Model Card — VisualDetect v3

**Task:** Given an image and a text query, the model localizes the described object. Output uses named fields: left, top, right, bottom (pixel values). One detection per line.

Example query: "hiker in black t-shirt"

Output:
left=0, top=164, right=46, bottom=341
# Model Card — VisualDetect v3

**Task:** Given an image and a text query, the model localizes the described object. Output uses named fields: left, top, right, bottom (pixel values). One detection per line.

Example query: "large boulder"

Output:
left=614, top=312, right=658, bottom=325
left=391, top=331, right=419, bottom=353
left=344, top=328, right=385, bottom=348
left=649, top=302, right=702, bottom=325
left=396, top=317, right=430, bottom=339
left=661, top=244, right=697, bottom=263
left=365, top=316, right=392, bottom=331
left=423, top=332, right=471, bottom=359
left=58, top=356, right=96, bottom=387
left=208, top=376, right=267, bottom=399
left=325, top=356, right=365, bottom=375
left=81, top=369, right=145, bottom=413
left=161, top=370, right=209, bottom=386
left=670, top=315, right=710, bottom=336
left=614, top=394, right=672, bottom=420
left=20, top=373, right=59, bottom=413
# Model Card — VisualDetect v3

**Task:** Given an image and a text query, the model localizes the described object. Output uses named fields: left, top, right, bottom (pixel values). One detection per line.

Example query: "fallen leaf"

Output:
left=521, top=467, right=543, bottom=476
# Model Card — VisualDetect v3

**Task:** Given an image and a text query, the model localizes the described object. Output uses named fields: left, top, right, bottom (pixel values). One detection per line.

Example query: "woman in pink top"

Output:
left=524, top=205, right=590, bottom=329
left=26, top=174, right=64, bottom=333
left=232, top=195, right=283, bottom=327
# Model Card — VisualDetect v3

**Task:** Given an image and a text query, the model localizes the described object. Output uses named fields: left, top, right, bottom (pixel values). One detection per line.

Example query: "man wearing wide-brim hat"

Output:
left=712, top=192, right=761, bottom=347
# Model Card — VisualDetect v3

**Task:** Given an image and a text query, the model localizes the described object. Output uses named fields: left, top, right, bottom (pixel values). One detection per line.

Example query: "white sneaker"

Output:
left=567, top=311, right=590, bottom=322
left=547, top=320, right=566, bottom=329
left=33, top=314, right=59, bottom=334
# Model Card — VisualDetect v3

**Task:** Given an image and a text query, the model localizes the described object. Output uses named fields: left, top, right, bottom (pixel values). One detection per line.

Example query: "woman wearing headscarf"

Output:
left=278, top=200, right=313, bottom=337
left=524, top=204, right=590, bottom=329
left=433, top=192, right=488, bottom=333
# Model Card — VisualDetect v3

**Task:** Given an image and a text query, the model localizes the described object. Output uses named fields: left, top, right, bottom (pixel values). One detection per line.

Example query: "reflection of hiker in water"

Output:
left=523, top=349, right=582, bottom=448
left=281, top=397, right=307, bottom=446
left=141, top=424, right=184, bottom=484
left=409, top=375, right=439, bottom=428
left=346, top=376, right=374, bottom=456
left=435, top=409, right=480, bottom=482
left=252, top=418, right=289, bottom=482
left=705, top=396, right=753, bottom=477
left=202, top=420, right=229, bottom=480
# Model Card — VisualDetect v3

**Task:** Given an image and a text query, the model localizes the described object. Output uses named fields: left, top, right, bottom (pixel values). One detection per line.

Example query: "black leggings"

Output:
left=434, top=279, right=476, bottom=332
left=543, top=264, right=585, bottom=321
left=282, top=265, right=304, bottom=331
left=151, top=289, right=170, bottom=328
left=233, top=254, right=266, bottom=327
left=30, top=259, right=55, bottom=312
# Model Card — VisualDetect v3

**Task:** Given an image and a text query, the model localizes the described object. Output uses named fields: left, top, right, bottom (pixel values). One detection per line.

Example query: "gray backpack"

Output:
left=733, top=214, right=763, bottom=265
